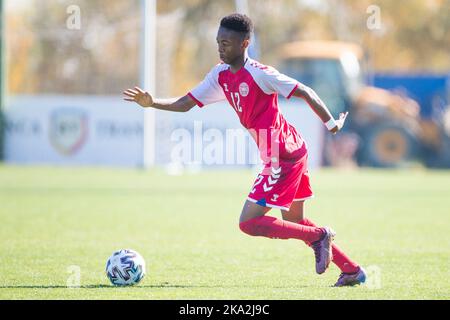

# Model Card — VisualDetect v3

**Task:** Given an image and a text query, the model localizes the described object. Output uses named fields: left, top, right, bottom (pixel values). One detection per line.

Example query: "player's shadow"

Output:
left=0, top=285, right=112, bottom=289
left=0, top=283, right=217, bottom=289
left=0, top=283, right=311, bottom=289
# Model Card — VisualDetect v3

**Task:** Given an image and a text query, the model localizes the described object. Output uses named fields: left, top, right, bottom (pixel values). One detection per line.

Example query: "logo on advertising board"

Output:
left=49, top=108, right=88, bottom=156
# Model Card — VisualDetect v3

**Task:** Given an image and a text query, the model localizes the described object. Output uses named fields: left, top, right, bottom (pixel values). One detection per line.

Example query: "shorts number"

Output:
left=251, top=175, right=264, bottom=194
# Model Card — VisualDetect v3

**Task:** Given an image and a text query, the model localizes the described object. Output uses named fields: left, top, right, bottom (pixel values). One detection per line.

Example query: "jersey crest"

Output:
left=239, top=82, right=250, bottom=97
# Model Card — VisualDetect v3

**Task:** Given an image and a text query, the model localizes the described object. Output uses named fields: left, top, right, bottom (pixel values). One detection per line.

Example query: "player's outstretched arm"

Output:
left=123, top=87, right=196, bottom=113
left=292, top=84, right=348, bottom=134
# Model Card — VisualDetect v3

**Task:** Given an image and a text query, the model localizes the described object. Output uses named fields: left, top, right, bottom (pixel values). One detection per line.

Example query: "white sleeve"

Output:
left=188, top=65, right=226, bottom=107
left=258, top=66, right=299, bottom=99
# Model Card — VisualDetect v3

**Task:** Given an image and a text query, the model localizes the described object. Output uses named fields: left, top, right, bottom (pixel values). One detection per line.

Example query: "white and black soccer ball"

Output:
left=106, top=249, right=146, bottom=286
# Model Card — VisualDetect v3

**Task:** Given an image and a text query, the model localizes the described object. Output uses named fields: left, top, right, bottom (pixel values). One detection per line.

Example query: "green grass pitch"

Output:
left=0, top=165, right=449, bottom=300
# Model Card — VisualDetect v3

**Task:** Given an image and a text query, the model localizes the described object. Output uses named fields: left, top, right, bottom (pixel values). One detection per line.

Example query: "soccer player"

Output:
left=123, top=14, right=366, bottom=287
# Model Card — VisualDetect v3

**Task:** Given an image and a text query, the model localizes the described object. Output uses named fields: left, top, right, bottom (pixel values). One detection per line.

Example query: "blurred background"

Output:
left=1, top=0, right=450, bottom=170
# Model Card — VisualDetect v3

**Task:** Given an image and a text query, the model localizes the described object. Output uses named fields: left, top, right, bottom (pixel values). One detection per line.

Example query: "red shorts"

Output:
left=247, top=150, right=313, bottom=211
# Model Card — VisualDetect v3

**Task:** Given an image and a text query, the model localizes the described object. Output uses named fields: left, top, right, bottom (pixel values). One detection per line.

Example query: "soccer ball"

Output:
left=106, top=249, right=146, bottom=286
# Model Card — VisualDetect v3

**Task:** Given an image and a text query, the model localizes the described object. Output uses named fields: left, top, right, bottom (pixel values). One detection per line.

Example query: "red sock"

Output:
left=240, top=216, right=324, bottom=243
left=299, top=218, right=360, bottom=274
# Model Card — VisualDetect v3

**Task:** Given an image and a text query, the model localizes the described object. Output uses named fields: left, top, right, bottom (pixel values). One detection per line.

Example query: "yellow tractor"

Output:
left=278, top=41, right=450, bottom=167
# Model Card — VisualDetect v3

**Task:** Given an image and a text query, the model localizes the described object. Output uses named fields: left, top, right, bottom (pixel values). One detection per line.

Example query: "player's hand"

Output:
left=123, top=87, right=154, bottom=108
left=330, top=112, right=349, bottom=134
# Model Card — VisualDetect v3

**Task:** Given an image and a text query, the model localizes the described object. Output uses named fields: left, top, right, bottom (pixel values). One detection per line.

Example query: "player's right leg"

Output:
left=281, top=201, right=365, bottom=285
left=299, top=216, right=366, bottom=286
left=281, top=201, right=335, bottom=275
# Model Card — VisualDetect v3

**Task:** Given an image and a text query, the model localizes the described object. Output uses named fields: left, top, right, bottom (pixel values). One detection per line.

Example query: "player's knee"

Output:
left=239, top=218, right=262, bottom=237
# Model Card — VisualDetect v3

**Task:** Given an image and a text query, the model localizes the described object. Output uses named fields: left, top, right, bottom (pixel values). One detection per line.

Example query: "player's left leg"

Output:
left=281, top=201, right=366, bottom=286
left=239, top=200, right=324, bottom=243
left=242, top=155, right=335, bottom=274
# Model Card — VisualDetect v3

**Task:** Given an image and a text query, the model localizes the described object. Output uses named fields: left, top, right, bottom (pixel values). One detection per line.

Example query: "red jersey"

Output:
left=188, top=58, right=306, bottom=163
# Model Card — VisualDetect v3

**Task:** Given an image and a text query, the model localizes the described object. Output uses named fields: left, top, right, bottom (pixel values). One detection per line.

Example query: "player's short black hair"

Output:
left=220, top=13, right=254, bottom=40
